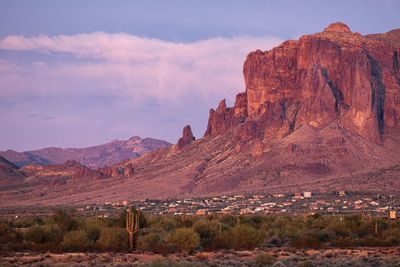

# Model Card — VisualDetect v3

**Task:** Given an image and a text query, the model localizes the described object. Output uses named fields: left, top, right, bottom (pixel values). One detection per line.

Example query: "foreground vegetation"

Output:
left=1, top=210, right=399, bottom=253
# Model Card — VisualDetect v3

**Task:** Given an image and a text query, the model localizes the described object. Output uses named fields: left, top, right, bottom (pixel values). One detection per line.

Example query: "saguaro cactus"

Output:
left=126, top=207, right=140, bottom=251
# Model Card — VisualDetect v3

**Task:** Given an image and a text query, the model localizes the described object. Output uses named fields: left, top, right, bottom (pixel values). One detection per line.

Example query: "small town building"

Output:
left=196, top=209, right=207, bottom=215
left=303, top=192, right=312, bottom=198
left=389, top=210, right=397, bottom=220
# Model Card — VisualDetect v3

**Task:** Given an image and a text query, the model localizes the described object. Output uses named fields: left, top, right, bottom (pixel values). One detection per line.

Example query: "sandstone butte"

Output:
left=2, top=22, right=400, bottom=206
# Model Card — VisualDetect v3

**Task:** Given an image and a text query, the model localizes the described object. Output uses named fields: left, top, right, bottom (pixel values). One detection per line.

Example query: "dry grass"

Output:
left=1, top=248, right=399, bottom=266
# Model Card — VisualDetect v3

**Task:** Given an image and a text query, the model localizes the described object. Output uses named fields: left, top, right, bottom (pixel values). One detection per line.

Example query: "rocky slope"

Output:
left=0, top=136, right=171, bottom=168
left=0, top=156, right=24, bottom=185
left=1, top=23, right=400, bottom=206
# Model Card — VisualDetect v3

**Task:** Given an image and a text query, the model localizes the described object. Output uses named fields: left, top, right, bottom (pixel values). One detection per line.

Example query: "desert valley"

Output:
left=1, top=1, right=400, bottom=266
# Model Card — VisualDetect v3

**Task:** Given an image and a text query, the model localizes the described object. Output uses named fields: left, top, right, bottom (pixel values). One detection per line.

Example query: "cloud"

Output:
left=0, top=33, right=282, bottom=101
left=0, top=32, right=282, bottom=150
left=0, top=33, right=281, bottom=62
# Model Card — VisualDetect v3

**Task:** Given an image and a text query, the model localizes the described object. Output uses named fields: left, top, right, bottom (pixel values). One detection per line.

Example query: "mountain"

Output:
left=0, top=136, right=171, bottom=168
left=106, top=22, right=400, bottom=199
left=0, top=156, right=24, bottom=185
left=0, top=23, right=400, bottom=206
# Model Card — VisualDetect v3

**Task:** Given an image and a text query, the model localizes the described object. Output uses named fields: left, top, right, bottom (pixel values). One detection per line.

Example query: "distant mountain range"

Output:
left=0, top=136, right=171, bottom=169
left=0, top=156, right=24, bottom=185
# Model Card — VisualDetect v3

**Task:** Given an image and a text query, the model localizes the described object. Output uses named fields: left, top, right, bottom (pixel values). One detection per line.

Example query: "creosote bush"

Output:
left=230, top=224, right=264, bottom=249
left=62, top=230, right=90, bottom=251
left=96, top=227, right=128, bottom=251
left=137, top=232, right=168, bottom=253
left=167, top=228, right=200, bottom=253
left=193, top=219, right=220, bottom=250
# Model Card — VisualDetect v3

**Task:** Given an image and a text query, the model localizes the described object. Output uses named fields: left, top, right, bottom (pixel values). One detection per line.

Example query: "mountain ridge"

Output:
left=0, top=136, right=171, bottom=169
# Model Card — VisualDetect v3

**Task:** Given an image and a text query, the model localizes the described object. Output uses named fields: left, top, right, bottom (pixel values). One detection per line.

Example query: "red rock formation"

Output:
left=177, top=125, right=195, bottom=149
left=205, top=22, right=400, bottom=144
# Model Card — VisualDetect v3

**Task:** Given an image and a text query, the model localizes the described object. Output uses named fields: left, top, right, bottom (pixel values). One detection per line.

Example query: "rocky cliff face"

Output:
left=205, top=22, right=400, bottom=144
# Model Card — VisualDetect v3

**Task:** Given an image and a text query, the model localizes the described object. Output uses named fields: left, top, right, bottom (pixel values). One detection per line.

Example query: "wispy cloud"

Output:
left=0, top=32, right=282, bottom=101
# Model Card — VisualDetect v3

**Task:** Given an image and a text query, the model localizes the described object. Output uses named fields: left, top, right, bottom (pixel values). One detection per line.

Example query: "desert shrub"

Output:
left=382, top=227, right=400, bottom=245
left=240, top=215, right=263, bottom=229
left=62, top=230, right=90, bottom=251
left=219, top=215, right=238, bottom=227
left=325, top=219, right=350, bottom=239
left=269, top=216, right=290, bottom=234
left=193, top=219, right=220, bottom=249
left=25, top=225, right=62, bottom=245
left=83, top=219, right=103, bottom=245
left=376, top=218, right=389, bottom=232
left=276, top=217, right=306, bottom=243
left=291, top=229, right=323, bottom=248
left=176, top=215, right=195, bottom=228
left=167, top=228, right=200, bottom=253
left=138, top=232, right=168, bottom=253
left=52, top=209, right=79, bottom=232
left=96, top=227, right=128, bottom=251
left=0, top=221, right=19, bottom=249
left=10, top=217, right=37, bottom=228
left=230, top=224, right=264, bottom=250
left=32, top=217, right=45, bottom=225
left=160, top=217, right=178, bottom=232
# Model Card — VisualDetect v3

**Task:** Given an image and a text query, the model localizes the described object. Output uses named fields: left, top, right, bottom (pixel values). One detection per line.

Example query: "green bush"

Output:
left=62, top=230, right=90, bottom=251
left=83, top=220, right=103, bottom=245
left=382, top=227, right=400, bottom=245
left=25, top=225, right=62, bottom=245
left=219, top=215, right=238, bottom=227
left=96, top=227, right=128, bottom=251
left=176, top=215, right=195, bottom=228
left=291, top=230, right=323, bottom=248
left=240, top=215, right=263, bottom=229
left=10, top=217, right=37, bottom=228
left=0, top=221, right=19, bottom=249
left=138, top=232, right=168, bottom=253
left=193, top=219, right=220, bottom=249
left=53, top=209, right=79, bottom=232
left=167, top=228, right=200, bottom=253
left=230, top=224, right=264, bottom=250
left=161, top=217, right=178, bottom=232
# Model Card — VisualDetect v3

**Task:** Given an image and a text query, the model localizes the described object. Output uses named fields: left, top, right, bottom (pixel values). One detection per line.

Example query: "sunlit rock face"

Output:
left=206, top=22, right=400, bottom=144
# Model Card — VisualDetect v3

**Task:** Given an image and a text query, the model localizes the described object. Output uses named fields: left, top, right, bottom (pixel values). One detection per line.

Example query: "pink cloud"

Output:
left=0, top=33, right=282, bottom=103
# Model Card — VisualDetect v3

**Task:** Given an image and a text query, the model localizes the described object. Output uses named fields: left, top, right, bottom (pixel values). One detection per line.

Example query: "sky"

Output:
left=0, top=0, right=399, bottom=151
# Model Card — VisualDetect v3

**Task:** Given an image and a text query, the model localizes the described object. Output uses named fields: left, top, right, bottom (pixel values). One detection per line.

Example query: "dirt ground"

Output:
left=1, top=247, right=400, bottom=266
